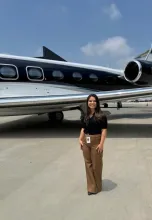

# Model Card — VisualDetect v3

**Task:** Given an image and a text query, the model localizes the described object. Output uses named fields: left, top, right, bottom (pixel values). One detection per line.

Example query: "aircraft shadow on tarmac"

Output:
left=0, top=113, right=152, bottom=138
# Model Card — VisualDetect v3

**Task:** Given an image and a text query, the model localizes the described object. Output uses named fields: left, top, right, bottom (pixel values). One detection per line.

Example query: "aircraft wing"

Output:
left=2, top=86, right=152, bottom=106
left=1, top=82, right=152, bottom=116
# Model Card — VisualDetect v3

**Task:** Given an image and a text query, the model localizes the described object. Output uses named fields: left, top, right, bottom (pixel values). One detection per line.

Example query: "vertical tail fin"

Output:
left=135, top=44, right=152, bottom=60
left=145, top=43, right=152, bottom=60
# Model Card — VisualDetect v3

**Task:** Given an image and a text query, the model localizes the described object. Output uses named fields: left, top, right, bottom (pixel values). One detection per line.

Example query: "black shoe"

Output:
left=88, top=192, right=97, bottom=195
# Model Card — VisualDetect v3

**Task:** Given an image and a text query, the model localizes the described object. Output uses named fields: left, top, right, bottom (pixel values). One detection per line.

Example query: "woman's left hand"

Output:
left=96, top=144, right=103, bottom=153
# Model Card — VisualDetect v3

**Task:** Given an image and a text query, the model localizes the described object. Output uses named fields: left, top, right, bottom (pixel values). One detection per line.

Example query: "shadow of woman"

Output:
left=102, top=179, right=117, bottom=191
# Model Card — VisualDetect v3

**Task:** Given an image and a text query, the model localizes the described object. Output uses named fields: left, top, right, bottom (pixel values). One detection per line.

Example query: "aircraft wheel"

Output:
left=117, top=101, right=122, bottom=108
left=104, top=103, right=108, bottom=108
left=48, top=111, right=64, bottom=123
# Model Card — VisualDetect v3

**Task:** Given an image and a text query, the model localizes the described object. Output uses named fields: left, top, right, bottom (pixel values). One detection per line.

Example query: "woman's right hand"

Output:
left=79, top=139, right=83, bottom=150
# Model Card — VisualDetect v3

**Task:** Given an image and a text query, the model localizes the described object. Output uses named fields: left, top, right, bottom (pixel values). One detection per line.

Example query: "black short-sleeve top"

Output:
left=81, top=114, right=108, bottom=135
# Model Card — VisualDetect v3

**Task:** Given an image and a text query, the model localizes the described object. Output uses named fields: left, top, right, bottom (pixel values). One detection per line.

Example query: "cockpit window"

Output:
left=0, top=64, right=18, bottom=80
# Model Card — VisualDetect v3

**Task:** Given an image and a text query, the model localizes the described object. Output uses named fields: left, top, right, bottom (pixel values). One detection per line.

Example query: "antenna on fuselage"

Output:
left=145, top=43, right=152, bottom=61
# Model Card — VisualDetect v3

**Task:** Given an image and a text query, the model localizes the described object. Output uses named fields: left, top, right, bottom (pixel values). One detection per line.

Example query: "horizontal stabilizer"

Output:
left=35, top=46, right=67, bottom=62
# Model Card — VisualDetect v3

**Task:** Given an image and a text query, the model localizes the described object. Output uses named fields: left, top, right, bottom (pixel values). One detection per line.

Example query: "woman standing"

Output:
left=79, top=94, right=108, bottom=195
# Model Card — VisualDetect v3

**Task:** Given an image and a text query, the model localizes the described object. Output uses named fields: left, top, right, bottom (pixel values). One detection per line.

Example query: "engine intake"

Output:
left=124, top=60, right=142, bottom=83
left=124, top=60, right=152, bottom=85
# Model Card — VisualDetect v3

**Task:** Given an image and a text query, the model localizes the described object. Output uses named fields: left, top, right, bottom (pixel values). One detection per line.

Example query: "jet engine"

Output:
left=124, top=60, right=152, bottom=85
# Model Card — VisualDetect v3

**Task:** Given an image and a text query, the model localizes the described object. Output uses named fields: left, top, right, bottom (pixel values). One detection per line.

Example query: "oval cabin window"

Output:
left=72, top=72, right=82, bottom=81
left=52, top=70, right=64, bottom=80
left=0, top=65, right=18, bottom=79
left=89, top=74, right=98, bottom=82
left=26, top=67, right=44, bottom=81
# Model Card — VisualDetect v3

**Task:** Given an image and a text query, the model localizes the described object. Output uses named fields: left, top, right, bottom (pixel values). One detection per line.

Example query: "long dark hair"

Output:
left=83, top=94, right=104, bottom=122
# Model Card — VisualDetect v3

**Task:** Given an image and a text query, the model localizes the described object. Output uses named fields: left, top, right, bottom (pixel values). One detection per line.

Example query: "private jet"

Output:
left=0, top=45, right=152, bottom=123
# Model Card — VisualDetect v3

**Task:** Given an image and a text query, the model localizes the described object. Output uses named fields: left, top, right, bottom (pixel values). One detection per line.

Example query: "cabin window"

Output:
left=52, top=70, right=64, bottom=80
left=72, top=72, right=82, bottom=81
left=0, top=64, right=18, bottom=80
left=89, top=74, right=98, bottom=82
left=26, top=66, right=44, bottom=81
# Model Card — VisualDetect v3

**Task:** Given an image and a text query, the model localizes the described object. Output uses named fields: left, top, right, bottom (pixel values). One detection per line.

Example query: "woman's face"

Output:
left=88, top=96, right=97, bottom=110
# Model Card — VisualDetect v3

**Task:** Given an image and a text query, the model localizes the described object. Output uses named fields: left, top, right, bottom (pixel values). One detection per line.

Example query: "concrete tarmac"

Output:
left=0, top=107, right=152, bottom=220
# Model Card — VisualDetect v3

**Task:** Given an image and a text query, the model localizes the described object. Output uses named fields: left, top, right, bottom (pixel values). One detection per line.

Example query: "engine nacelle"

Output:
left=124, top=60, right=152, bottom=85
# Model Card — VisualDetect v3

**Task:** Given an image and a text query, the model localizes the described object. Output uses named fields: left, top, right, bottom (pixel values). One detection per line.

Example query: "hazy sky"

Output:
left=0, top=0, right=152, bottom=69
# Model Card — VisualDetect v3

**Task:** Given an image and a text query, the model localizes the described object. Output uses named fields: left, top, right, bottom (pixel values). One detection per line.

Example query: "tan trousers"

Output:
left=82, top=134, right=103, bottom=193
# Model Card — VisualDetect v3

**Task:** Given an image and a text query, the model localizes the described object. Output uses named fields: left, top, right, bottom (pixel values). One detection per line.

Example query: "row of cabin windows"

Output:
left=0, top=64, right=99, bottom=82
